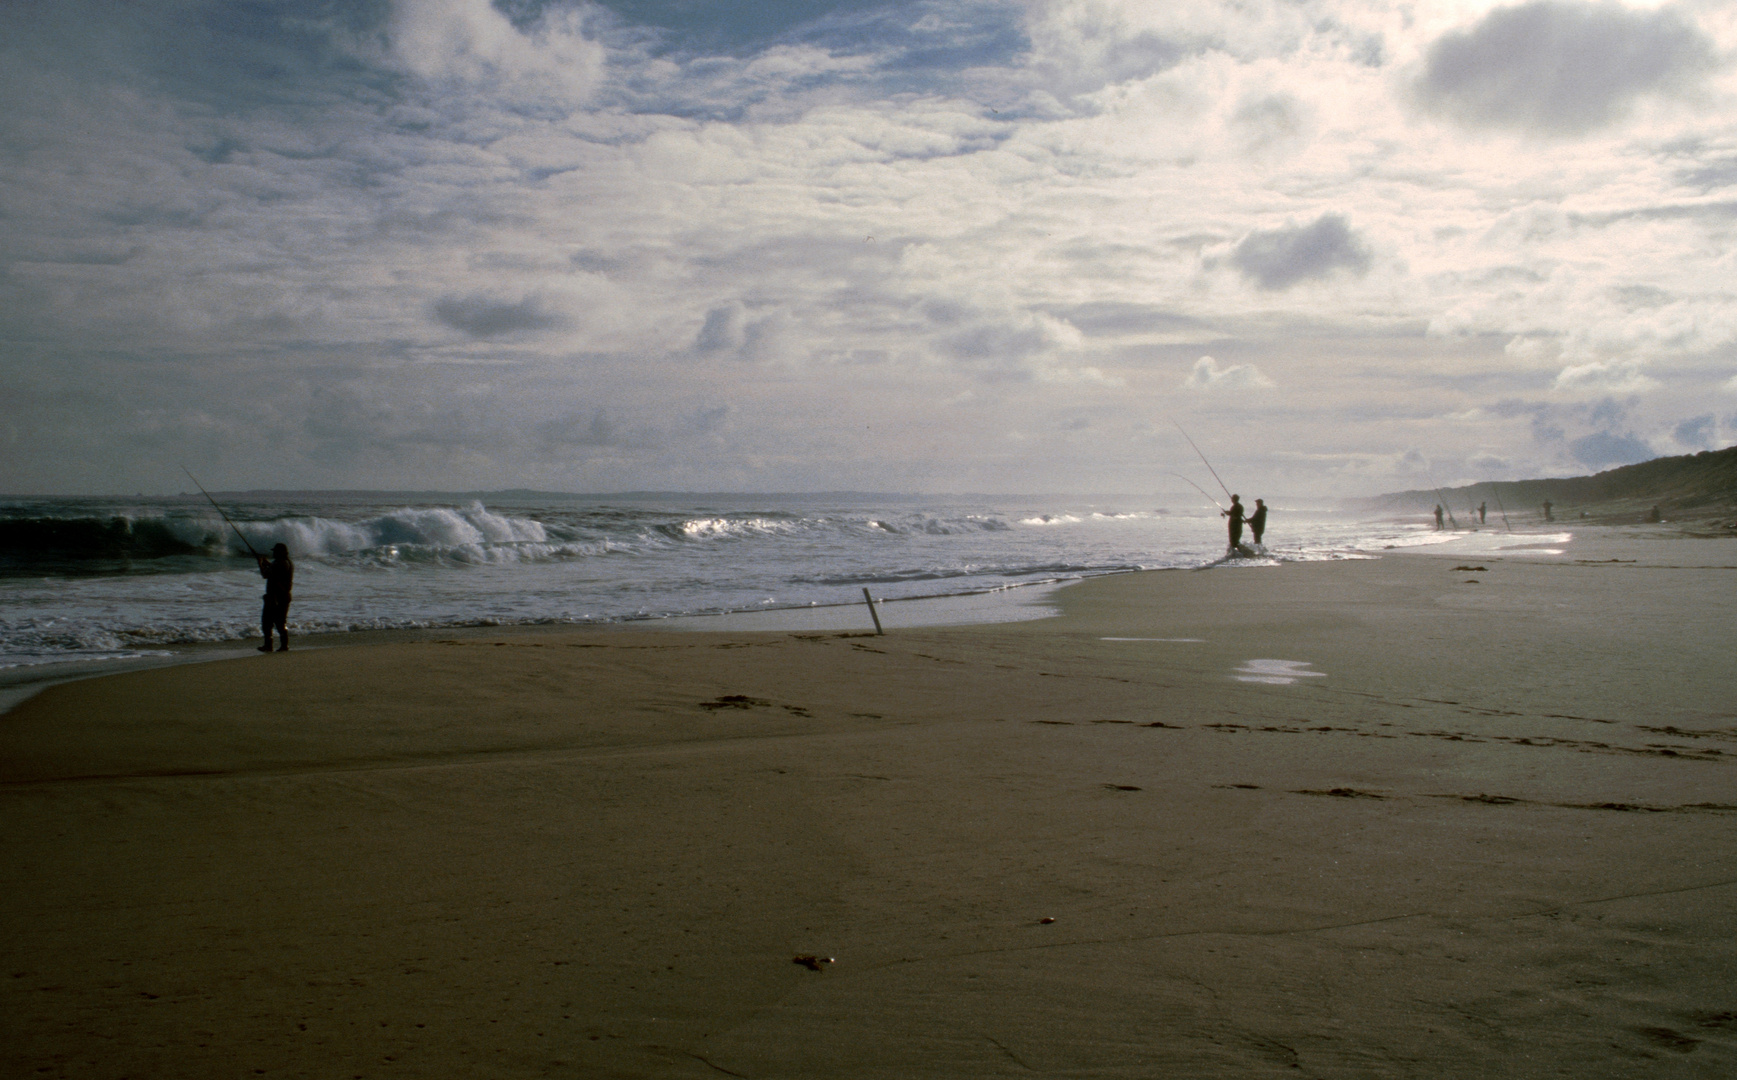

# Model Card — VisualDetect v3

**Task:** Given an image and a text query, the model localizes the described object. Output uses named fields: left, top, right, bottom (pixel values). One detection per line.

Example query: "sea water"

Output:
left=0, top=491, right=1460, bottom=669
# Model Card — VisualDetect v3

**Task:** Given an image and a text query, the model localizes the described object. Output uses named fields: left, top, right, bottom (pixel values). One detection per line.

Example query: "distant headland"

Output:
left=1354, top=445, right=1737, bottom=533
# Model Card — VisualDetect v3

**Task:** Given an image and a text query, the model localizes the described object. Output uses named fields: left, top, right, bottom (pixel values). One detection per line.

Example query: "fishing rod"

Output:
left=1169, top=473, right=1225, bottom=512
left=1489, top=485, right=1513, bottom=533
left=1173, top=421, right=1234, bottom=502
left=181, top=466, right=261, bottom=558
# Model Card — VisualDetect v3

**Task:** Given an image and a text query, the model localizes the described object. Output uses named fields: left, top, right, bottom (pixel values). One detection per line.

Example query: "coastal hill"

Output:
left=1352, top=445, right=1737, bottom=531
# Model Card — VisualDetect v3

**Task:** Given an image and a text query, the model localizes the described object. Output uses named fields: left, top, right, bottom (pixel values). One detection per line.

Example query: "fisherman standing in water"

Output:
left=1223, top=494, right=1246, bottom=553
left=257, top=543, right=293, bottom=652
left=1248, top=498, right=1268, bottom=546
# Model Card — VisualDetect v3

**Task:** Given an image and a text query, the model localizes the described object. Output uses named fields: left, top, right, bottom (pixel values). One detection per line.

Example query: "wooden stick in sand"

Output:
left=862, top=587, right=884, bottom=635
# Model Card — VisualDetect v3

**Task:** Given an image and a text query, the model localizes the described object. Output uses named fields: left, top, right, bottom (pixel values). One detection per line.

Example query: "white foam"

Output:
left=1233, top=659, right=1326, bottom=684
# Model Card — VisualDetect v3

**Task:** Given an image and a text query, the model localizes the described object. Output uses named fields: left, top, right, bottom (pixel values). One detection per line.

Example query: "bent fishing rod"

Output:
left=181, top=466, right=261, bottom=558
left=1173, top=421, right=1234, bottom=502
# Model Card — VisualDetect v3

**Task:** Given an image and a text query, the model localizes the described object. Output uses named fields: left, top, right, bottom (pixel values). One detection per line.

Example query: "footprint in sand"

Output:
left=1233, top=659, right=1326, bottom=685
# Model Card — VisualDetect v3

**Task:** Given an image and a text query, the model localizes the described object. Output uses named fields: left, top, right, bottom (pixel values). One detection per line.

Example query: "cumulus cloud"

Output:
left=1226, top=215, right=1371, bottom=290
left=388, top=0, right=604, bottom=100
left=1415, top=1, right=1716, bottom=136
left=1182, top=355, right=1274, bottom=391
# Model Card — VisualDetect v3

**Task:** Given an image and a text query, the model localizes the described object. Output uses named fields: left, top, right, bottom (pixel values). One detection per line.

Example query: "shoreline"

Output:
left=1, top=518, right=1716, bottom=716
left=0, top=576, right=1072, bottom=716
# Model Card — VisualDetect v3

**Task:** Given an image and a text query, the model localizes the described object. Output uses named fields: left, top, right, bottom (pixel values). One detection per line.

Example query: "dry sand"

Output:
left=3, top=534, right=1735, bottom=1078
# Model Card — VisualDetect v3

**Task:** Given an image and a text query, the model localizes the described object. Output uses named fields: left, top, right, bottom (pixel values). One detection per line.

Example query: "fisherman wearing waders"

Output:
left=1223, top=494, right=1245, bottom=552
left=1248, top=498, right=1268, bottom=546
left=257, top=543, right=293, bottom=652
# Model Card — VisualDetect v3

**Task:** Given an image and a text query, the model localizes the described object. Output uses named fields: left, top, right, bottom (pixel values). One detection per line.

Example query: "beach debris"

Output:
left=1634, top=1025, right=1701, bottom=1052
left=792, top=955, right=834, bottom=971
left=1039, top=917, right=1056, bottom=924
left=699, top=695, right=771, bottom=710
left=1103, top=783, right=1142, bottom=791
left=1295, top=787, right=1386, bottom=799
left=1450, top=565, right=1487, bottom=572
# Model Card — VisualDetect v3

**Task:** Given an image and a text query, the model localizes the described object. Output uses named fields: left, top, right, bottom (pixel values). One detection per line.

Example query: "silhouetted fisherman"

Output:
left=1223, top=494, right=1245, bottom=552
left=1542, top=499, right=1554, bottom=522
left=1434, top=504, right=1444, bottom=530
left=1478, top=501, right=1487, bottom=525
left=257, top=543, right=293, bottom=653
left=1248, top=498, right=1268, bottom=545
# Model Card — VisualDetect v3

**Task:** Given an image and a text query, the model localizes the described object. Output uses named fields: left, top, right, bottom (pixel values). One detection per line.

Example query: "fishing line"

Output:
left=1169, top=473, right=1225, bottom=512
left=1173, top=421, right=1234, bottom=502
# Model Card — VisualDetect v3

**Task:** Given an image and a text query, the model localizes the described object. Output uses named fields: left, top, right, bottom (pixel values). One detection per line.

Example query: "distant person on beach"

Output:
left=1223, top=494, right=1245, bottom=552
left=1542, top=500, right=1553, bottom=522
left=1478, top=502, right=1487, bottom=525
left=1248, top=499, right=1268, bottom=545
left=1648, top=505, right=1662, bottom=523
left=257, top=543, right=293, bottom=653
left=1434, top=505, right=1444, bottom=530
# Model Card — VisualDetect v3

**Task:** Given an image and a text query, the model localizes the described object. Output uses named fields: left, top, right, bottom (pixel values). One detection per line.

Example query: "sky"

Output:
left=2, top=0, right=1735, bottom=496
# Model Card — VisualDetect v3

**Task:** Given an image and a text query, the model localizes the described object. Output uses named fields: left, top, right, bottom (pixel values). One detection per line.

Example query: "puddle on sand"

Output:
left=1234, top=659, right=1326, bottom=685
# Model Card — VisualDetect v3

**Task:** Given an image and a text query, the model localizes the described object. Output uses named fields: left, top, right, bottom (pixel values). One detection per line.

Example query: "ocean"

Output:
left=0, top=491, right=1458, bottom=670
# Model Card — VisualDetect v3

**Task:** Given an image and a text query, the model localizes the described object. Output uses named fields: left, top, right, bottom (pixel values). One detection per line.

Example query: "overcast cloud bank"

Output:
left=2, top=0, right=1735, bottom=495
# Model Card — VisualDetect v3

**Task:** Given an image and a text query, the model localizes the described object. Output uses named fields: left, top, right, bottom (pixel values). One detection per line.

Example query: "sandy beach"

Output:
left=3, top=533, right=1735, bottom=1078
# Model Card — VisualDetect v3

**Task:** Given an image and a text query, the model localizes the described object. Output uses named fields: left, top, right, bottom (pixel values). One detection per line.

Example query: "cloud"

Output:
left=534, top=409, right=620, bottom=451
left=1182, top=355, right=1274, bottom=391
left=1568, top=429, right=1654, bottom=469
left=1673, top=413, right=1715, bottom=449
left=4, top=0, right=1737, bottom=496
left=1551, top=359, right=1659, bottom=394
left=1415, top=1, right=1716, bottom=136
left=433, top=295, right=563, bottom=338
left=694, top=303, right=748, bottom=354
left=1226, top=214, right=1371, bottom=290
left=387, top=0, right=604, bottom=101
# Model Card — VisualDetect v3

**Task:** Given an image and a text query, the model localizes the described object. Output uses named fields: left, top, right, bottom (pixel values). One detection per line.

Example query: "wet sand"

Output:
left=3, top=535, right=1735, bottom=1078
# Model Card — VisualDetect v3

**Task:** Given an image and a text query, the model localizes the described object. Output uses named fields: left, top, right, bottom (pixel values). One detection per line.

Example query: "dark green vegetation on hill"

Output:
left=1356, top=446, right=1737, bottom=532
